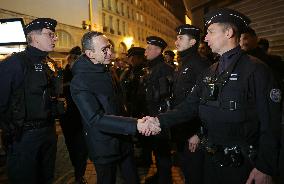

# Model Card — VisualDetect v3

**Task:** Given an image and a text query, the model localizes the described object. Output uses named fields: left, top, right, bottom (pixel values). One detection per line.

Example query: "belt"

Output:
left=23, top=120, right=51, bottom=131
left=204, top=100, right=255, bottom=111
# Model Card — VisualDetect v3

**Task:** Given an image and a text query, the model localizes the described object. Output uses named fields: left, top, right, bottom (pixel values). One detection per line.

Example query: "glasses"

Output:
left=41, top=32, right=57, bottom=39
left=101, top=44, right=112, bottom=53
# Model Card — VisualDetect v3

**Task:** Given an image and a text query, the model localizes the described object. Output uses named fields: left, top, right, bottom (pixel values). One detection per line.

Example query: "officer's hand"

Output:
left=188, top=135, right=200, bottom=152
left=137, top=116, right=161, bottom=136
left=246, top=168, right=273, bottom=184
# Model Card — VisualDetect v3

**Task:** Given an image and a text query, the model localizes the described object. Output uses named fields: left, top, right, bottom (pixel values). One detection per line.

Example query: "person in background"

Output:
left=164, top=50, right=176, bottom=69
left=142, top=36, right=174, bottom=184
left=240, top=27, right=284, bottom=86
left=171, top=24, right=209, bottom=184
left=61, top=46, right=88, bottom=184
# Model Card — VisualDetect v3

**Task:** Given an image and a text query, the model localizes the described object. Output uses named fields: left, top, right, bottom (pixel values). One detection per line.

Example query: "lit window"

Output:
left=55, top=30, right=74, bottom=48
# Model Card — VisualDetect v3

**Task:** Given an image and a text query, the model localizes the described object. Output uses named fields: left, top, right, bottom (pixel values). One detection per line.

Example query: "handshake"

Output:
left=137, top=116, right=161, bottom=136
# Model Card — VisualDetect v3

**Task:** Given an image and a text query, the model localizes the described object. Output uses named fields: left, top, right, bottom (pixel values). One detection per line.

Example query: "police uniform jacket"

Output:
left=144, top=54, right=174, bottom=116
left=70, top=55, right=137, bottom=164
left=158, top=46, right=281, bottom=175
left=0, top=46, right=59, bottom=132
left=171, top=47, right=209, bottom=148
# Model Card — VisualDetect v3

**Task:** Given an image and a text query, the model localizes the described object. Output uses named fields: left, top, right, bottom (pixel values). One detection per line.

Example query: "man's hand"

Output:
left=246, top=168, right=273, bottom=184
left=188, top=134, right=200, bottom=152
left=137, top=116, right=161, bottom=136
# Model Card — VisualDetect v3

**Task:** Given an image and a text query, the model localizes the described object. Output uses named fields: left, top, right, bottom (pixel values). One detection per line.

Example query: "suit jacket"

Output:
left=70, top=55, right=137, bottom=164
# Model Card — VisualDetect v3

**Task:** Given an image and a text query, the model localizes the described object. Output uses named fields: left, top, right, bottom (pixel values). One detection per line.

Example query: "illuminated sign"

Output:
left=0, top=18, right=27, bottom=46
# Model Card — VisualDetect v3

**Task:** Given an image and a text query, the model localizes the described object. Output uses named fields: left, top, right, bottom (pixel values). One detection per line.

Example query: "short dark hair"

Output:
left=219, top=22, right=240, bottom=39
left=244, top=27, right=257, bottom=37
left=81, top=31, right=104, bottom=52
left=258, top=38, right=269, bottom=52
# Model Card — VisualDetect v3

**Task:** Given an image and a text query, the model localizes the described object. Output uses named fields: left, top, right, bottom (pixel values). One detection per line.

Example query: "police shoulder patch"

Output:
left=270, top=89, right=282, bottom=103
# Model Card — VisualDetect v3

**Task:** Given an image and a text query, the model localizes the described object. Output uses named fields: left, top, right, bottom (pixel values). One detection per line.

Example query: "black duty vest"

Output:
left=198, top=54, right=259, bottom=146
left=12, top=52, right=55, bottom=122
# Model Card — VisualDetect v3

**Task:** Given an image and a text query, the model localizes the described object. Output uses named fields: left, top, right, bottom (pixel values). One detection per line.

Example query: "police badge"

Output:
left=270, top=89, right=282, bottom=103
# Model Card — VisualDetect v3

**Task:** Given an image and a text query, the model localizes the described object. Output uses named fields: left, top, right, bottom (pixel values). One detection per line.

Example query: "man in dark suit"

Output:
left=70, top=31, right=160, bottom=184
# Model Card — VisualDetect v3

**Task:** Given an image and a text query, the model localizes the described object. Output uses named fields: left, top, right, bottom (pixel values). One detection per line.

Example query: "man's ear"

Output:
left=189, top=38, right=197, bottom=47
left=85, top=50, right=95, bottom=59
left=226, top=28, right=234, bottom=38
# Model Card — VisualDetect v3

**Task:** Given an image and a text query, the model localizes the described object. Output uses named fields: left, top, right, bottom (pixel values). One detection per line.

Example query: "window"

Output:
left=127, top=6, right=129, bottom=18
left=109, top=15, right=113, bottom=33
left=117, top=19, right=121, bottom=35
left=55, top=30, right=74, bottom=48
left=121, top=3, right=124, bottom=16
left=102, top=13, right=106, bottom=27
left=138, top=27, right=140, bottom=41
left=136, top=12, right=139, bottom=21
left=108, top=0, right=111, bottom=10
left=115, top=0, right=119, bottom=13
left=122, top=21, right=126, bottom=36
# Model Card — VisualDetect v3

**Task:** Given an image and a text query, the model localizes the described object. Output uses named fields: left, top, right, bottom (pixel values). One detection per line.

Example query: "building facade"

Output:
left=0, top=0, right=183, bottom=60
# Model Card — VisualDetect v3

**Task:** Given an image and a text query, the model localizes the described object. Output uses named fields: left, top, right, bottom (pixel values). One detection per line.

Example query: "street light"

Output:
left=82, top=0, right=94, bottom=30
left=123, top=37, right=133, bottom=49
left=89, top=0, right=93, bottom=30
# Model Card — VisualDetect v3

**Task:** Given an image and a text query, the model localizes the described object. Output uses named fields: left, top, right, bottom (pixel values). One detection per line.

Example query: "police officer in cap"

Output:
left=120, top=47, right=147, bottom=118
left=61, top=46, right=88, bottom=184
left=171, top=24, right=209, bottom=184
left=142, top=8, right=282, bottom=184
left=164, top=50, right=176, bottom=68
left=0, top=18, right=60, bottom=183
left=143, top=36, right=174, bottom=184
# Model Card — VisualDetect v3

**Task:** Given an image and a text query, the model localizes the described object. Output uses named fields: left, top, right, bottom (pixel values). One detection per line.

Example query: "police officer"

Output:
left=143, top=36, right=174, bottom=184
left=240, top=27, right=284, bottom=86
left=120, top=47, right=147, bottom=118
left=171, top=24, right=209, bottom=184
left=164, top=50, right=176, bottom=68
left=0, top=18, right=60, bottom=184
left=61, top=46, right=88, bottom=184
left=143, top=8, right=282, bottom=184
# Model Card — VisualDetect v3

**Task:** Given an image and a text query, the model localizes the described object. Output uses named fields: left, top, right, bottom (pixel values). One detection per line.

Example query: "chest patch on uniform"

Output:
left=270, top=89, right=282, bottom=103
left=34, top=63, right=43, bottom=71
left=229, top=73, right=238, bottom=81
left=182, top=67, right=189, bottom=74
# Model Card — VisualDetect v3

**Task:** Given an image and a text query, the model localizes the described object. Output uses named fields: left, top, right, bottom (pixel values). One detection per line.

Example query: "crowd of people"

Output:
left=0, top=7, right=284, bottom=184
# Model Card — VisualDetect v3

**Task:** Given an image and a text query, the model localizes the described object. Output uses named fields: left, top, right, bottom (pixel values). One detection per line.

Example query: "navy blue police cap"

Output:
left=127, top=47, right=145, bottom=57
left=164, top=50, right=175, bottom=57
left=25, top=18, right=57, bottom=35
left=175, top=24, right=201, bottom=40
left=204, top=8, right=251, bottom=33
left=146, top=36, right=167, bottom=50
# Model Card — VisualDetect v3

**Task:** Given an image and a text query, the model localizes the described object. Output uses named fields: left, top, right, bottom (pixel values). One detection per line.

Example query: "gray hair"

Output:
left=81, top=31, right=104, bottom=52
left=26, top=29, right=42, bottom=44
left=219, top=22, right=240, bottom=39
